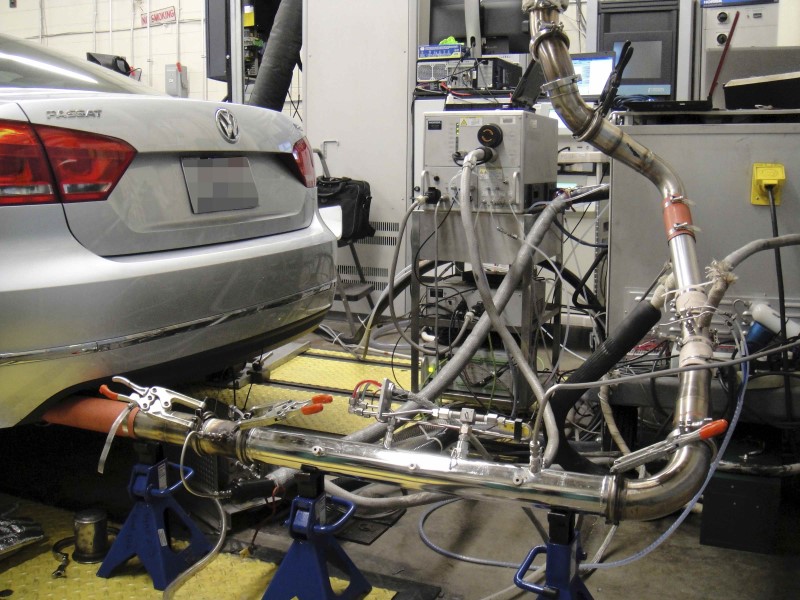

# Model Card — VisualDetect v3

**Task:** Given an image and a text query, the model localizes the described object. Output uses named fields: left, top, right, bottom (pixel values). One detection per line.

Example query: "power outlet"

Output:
left=750, top=163, right=785, bottom=205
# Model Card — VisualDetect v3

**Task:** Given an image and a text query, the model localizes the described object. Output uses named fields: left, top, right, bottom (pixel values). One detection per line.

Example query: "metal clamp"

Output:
left=237, top=394, right=332, bottom=431
left=667, top=222, right=701, bottom=239
left=540, top=73, right=580, bottom=96
left=611, top=419, right=728, bottom=474
left=100, top=376, right=205, bottom=429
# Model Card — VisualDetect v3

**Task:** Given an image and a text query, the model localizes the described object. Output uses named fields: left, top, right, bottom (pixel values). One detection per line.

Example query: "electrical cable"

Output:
left=458, top=150, right=555, bottom=450
left=356, top=262, right=436, bottom=357
left=413, top=199, right=456, bottom=283
left=418, top=499, right=529, bottom=569
left=526, top=184, right=610, bottom=215
left=542, top=336, right=797, bottom=402
left=492, top=226, right=578, bottom=395
left=553, top=210, right=608, bottom=249
left=164, top=430, right=229, bottom=600
left=766, top=185, right=794, bottom=421
left=573, top=248, right=608, bottom=311
left=537, top=257, right=603, bottom=311
left=325, top=479, right=448, bottom=509
left=386, top=198, right=475, bottom=357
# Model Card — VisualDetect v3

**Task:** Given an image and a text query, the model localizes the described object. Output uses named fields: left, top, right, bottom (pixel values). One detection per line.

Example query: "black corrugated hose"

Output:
left=550, top=300, right=663, bottom=474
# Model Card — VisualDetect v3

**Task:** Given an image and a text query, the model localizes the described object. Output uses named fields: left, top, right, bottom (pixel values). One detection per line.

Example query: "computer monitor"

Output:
left=571, top=52, right=615, bottom=101
left=613, top=40, right=673, bottom=98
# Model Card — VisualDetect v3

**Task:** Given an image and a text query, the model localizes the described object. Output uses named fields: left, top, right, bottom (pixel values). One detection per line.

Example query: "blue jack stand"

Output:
left=514, top=510, right=593, bottom=599
left=97, top=460, right=212, bottom=591
left=263, top=471, right=372, bottom=600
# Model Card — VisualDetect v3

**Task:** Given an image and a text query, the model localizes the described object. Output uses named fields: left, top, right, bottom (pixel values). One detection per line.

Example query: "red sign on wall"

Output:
left=141, top=6, right=176, bottom=26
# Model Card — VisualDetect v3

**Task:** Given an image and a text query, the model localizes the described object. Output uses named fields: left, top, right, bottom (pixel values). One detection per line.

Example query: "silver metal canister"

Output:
left=72, top=508, right=110, bottom=563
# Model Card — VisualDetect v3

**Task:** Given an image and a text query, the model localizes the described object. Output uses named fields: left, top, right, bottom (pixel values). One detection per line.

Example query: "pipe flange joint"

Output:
left=530, top=23, right=570, bottom=60
left=606, top=473, right=624, bottom=525
left=523, top=0, right=570, bottom=11
left=574, top=109, right=607, bottom=142
left=235, top=429, right=250, bottom=464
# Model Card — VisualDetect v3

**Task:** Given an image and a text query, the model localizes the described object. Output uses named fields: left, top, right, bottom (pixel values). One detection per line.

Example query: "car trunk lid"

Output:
left=17, top=96, right=315, bottom=256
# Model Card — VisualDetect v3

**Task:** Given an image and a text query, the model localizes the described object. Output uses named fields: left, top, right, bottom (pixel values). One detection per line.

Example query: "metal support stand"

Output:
left=97, top=460, right=212, bottom=591
left=514, top=510, right=593, bottom=599
left=263, top=471, right=371, bottom=600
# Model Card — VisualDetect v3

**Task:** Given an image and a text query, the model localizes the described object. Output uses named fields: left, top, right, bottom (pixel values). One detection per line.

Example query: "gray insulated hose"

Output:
left=246, top=1, right=302, bottom=112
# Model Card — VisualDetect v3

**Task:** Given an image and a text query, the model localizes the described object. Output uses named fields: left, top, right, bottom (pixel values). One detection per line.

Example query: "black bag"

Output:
left=316, top=176, right=376, bottom=247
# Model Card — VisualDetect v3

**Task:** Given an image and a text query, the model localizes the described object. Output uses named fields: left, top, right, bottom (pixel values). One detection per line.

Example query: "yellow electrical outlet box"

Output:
left=751, top=163, right=785, bottom=205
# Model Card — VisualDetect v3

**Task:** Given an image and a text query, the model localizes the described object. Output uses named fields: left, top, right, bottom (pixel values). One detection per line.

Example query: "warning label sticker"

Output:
left=459, top=117, right=483, bottom=127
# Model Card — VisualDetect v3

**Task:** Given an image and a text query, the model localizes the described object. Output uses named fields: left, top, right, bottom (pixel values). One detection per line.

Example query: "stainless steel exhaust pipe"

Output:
left=131, top=411, right=617, bottom=516
left=526, top=0, right=716, bottom=520
left=128, top=404, right=705, bottom=523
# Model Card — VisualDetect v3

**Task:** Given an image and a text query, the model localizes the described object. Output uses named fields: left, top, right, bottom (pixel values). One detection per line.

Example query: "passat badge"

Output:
left=46, top=109, right=102, bottom=119
left=215, top=108, right=239, bottom=143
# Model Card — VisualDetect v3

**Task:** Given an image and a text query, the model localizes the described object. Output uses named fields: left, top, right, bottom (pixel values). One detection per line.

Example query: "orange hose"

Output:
left=42, top=396, right=138, bottom=438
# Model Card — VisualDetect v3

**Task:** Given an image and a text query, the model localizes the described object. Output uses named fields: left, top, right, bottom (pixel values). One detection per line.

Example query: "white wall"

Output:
left=0, top=0, right=227, bottom=100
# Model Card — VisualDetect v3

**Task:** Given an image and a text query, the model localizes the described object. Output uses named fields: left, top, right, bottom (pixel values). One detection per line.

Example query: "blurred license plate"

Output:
left=182, top=157, right=259, bottom=214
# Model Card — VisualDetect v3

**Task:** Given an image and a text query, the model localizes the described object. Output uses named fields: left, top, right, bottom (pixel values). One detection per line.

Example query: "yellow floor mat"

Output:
left=0, top=494, right=395, bottom=599
left=306, top=348, right=413, bottom=368
left=179, top=384, right=373, bottom=436
left=267, top=353, right=411, bottom=394
left=178, top=348, right=411, bottom=437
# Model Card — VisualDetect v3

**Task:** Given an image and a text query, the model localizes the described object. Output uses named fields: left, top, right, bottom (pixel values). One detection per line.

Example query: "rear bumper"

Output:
left=0, top=207, right=336, bottom=426
left=22, top=304, right=331, bottom=427
left=1, top=283, right=334, bottom=428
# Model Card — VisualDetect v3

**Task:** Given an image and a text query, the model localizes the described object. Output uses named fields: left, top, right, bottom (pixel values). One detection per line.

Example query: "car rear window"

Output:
left=0, top=34, right=159, bottom=95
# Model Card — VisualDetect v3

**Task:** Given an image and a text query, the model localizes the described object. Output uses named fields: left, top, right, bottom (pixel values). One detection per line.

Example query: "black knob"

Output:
left=718, top=11, right=728, bottom=23
left=477, top=124, right=503, bottom=148
left=717, top=33, right=728, bottom=45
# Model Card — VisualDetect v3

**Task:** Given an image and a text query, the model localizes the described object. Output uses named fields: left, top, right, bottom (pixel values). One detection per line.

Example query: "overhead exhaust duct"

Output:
left=247, top=0, right=302, bottom=112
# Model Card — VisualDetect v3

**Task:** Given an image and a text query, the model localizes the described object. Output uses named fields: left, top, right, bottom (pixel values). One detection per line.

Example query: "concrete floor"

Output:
left=238, top=482, right=799, bottom=600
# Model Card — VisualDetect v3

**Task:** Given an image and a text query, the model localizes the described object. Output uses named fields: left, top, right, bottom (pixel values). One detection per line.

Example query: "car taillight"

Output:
left=0, top=121, right=56, bottom=206
left=291, top=137, right=316, bottom=188
left=37, top=125, right=136, bottom=202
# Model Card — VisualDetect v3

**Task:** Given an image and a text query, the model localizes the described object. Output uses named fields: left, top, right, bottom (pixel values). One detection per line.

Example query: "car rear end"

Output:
left=0, top=38, right=336, bottom=427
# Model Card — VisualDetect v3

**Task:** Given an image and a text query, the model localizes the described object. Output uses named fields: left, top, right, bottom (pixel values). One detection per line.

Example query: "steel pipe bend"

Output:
left=526, top=0, right=717, bottom=521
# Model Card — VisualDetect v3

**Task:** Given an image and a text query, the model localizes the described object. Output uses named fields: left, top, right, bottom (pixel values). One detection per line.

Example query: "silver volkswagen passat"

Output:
left=0, top=33, right=337, bottom=427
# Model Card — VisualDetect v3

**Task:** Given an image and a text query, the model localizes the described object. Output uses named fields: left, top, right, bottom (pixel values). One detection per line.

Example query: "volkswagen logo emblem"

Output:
left=215, top=107, right=239, bottom=143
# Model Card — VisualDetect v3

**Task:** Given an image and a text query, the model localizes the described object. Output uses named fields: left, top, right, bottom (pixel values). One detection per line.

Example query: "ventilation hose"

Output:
left=549, top=301, right=662, bottom=473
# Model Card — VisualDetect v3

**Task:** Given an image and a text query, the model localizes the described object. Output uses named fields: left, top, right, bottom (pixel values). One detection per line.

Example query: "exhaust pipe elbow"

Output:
left=614, top=443, right=713, bottom=522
